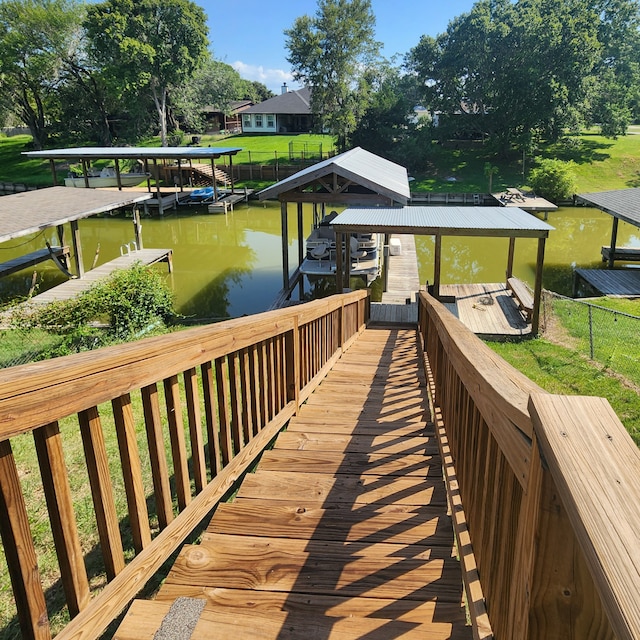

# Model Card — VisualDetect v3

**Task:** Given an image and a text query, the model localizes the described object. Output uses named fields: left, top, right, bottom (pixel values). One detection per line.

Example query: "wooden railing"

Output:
left=0, top=290, right=369, bottom=640
left=418, top=290, right=640, bottom=640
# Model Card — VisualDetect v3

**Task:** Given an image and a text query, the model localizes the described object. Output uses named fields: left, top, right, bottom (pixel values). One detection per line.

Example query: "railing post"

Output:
left=286, top=317, right=300, bottom=411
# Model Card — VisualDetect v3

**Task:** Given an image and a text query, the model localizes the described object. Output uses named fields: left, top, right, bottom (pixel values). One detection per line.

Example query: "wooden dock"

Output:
left=371, top=234, right=421, bottom=324
left=439, top=283, right=531, bottom=338
left=116, top=327, right=471, bottom=639
left=22, top=248, right=173, bottom=306
left=574, top=267, right=640, bottom=297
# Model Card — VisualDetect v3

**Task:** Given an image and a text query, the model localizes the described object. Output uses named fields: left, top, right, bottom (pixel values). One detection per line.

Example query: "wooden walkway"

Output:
left=116, top=327, right=471, bottom=639
left=371, top=235, right=420, bottom=324
left=23, top=249, right=173, bottom=306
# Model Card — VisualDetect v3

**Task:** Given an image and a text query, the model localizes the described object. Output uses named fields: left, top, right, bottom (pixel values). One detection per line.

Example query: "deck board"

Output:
left=115, top=327, right=472, bottom=639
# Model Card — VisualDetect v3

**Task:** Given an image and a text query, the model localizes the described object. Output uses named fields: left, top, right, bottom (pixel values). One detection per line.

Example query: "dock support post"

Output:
left=281, top=201, right=289, bottom=290
left=531, top=237, right=546, bottom=336
left=507, top=237, right=516, bottom=279
left=608, top=217, right=619, bottom=269
left=335, top=232, right=344, bottom=293
left=133, top=208, right=143, bottom=250
left=433, top=234, right=442, bottom=299
left=71, top=220, right=84, bottom=278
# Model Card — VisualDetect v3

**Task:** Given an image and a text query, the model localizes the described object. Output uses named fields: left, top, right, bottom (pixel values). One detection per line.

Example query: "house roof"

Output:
left=258, top=147, right=411, bottom=205
left=202, top=100, right=253, bottom=115
left=244, top=87, right=312, bottom=115
left=576, top=188, right=640, bottom=228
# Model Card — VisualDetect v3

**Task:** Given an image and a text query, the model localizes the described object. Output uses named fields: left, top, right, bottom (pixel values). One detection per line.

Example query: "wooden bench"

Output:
left=0, top=246, right=70, bottom=279
left=507, top=276, right=534, bottom=322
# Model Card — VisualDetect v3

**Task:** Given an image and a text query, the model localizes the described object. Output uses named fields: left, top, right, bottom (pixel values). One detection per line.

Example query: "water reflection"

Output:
left=0, top=203, right=636, bottom=317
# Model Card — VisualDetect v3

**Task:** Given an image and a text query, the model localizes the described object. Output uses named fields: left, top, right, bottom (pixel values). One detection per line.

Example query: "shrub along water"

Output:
left=9, top=263, right=175, bottom=359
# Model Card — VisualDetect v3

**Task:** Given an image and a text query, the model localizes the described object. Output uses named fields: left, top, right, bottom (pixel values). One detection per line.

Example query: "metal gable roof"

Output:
left=331, top=206, right=554, bottom=237
left=258, top=147, right=411, bottom=204
left=577, top=188, right=640, bottom=228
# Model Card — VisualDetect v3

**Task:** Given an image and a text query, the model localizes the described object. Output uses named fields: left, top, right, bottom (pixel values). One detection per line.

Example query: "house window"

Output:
left=267, top=115, right=275, bottom=129
left=243, top=114, right=251, bottom=127
left=255, top=115, right=263, bottom=128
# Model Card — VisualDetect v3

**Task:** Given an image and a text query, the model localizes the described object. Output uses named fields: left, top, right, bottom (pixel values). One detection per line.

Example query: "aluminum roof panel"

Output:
left=577, top=188, right=640, bottom=228
left=332, top=206, right=554, bottom=237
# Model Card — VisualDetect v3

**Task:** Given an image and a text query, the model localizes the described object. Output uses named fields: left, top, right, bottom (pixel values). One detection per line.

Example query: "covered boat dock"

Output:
left=24, top=146, right=243, bottom=213
left=332, top=206, right=554, bottom=336
left=575, top=188, right=640, bottom=296
left=0, top=187, right=173, bottom=309
left=258, top=147, right=411, bottom=303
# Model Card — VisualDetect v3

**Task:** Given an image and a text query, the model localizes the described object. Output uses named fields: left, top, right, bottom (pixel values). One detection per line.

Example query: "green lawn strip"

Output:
left=488, top=337, right=640, bottom=446
left=3, top=129, right=640, bottom=192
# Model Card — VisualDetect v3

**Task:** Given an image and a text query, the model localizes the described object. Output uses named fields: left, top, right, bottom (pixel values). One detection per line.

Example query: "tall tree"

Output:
left=84, top=0, right=208, bottom=146
left=407, top=0, right=604, bottom=154
left=285, top=0, right=380, bottom=151
left=172, top=58, right=246, bottom=132
left=0, top=0, right=81, bottom=149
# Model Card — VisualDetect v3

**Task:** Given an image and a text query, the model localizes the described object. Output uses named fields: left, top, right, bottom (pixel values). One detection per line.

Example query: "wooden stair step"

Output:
left=206, top=500, right=454, bottom=547
left=162, top=535, right=465, bottom=602
left=116, top=598, right=469, bottom=639
left=153, top=585, right=469, bottom=627
left=237, top=470, right=448, bottom=506
left=285, top=418, right=432, bottom=437
left=274, top=431, right=439, bottom=455
left=258, top=449, right=442, bottom=477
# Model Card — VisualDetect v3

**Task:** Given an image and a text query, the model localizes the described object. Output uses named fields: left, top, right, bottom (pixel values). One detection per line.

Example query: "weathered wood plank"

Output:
left=237, top=470, right=448, bottom=506
left=33, top=422, right=90, bottom=617
left=206, top=500, right=454, bottom=547
left=164, top=535, right=464, bottom=601
left=0, top=440, right=50, bottom=640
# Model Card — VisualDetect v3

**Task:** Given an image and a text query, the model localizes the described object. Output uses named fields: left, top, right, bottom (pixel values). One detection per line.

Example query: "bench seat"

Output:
left=507, top=276, right=534, bottom=322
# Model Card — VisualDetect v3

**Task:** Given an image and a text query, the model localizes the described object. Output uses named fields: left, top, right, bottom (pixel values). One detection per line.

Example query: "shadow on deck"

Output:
left=116, top=327, right=472, bottom=639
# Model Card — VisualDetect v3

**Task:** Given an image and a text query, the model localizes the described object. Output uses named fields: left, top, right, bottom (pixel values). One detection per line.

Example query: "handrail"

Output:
left=418, top=290, right=640, bottom=640
left=0, top=290, right=369, bottom=640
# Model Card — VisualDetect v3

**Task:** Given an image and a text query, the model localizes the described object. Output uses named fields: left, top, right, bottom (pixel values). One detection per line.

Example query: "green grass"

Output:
left=489, top=337, right=640, bottom=445
left=3, top=128, right=640, bottom=193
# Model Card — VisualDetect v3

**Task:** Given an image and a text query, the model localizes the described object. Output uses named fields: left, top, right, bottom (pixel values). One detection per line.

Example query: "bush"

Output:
left=11, top=263, right=175, bottom=358
left=528, top=158, right=576, bottom=202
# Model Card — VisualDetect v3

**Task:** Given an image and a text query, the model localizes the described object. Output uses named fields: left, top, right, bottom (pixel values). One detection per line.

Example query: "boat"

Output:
left=64, top=167, right=149, bottom=188
left=300, top=210, right=382, bottom=283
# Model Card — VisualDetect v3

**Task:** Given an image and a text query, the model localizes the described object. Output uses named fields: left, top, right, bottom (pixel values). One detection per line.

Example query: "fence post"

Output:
left=588, top=304, right=594, bottom=360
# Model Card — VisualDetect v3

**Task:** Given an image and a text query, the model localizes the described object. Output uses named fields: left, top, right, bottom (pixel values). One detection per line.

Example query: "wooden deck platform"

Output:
left=371, top=234, right=421, bottom=324
left=439, top=283, right=531, bottom=338
left=115, top=327, right=471, bottom=639
left=574, top=267, right=640, bottom=297
left=22, top=248, right=173, bottom=306
left=0, top=246, right=70, bottom=278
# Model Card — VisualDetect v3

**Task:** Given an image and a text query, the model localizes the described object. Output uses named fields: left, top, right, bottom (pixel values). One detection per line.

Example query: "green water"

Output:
left=0, top=202, right=637, bottom=319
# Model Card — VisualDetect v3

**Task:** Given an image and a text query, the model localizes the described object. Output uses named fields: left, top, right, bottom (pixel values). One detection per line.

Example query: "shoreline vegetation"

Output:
left=2, top=127, right=640, bottom=193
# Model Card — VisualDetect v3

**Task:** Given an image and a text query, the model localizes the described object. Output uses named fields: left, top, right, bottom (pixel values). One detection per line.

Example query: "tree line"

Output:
left=0, top=0, right=273, bottom=149
left=288, top=0, right=640, bottom=165
left=1, top=0, right=639, bottom=170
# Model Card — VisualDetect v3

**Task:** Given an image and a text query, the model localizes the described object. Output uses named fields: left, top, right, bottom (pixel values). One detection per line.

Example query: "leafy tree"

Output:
left=406, top=0, right=604, bottom=154
left=84, top=0, right=209, bottom=146
left=0, top=0, right=81, bottom=149
left=285, top=0, right=380, bottom=151
left=528, top=158, right=576, bottom=202
left=172, top=58, right=246, bottom=132
left=349, top=66, right=424, bottom=168
left=240, top=80, right=274, bottom=103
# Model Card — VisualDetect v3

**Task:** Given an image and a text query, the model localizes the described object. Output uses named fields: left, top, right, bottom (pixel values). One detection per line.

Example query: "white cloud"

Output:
left=231, top=61, right=299, bottom=93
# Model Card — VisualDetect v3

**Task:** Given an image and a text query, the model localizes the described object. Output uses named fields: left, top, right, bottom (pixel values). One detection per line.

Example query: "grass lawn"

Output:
left=2, top=128, right=640, bottom=193
left=489, top=337, right=640, bottom=445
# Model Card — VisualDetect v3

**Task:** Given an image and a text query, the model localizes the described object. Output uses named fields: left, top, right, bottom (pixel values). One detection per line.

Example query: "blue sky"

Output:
left=201, top=0, right=477, bottom=93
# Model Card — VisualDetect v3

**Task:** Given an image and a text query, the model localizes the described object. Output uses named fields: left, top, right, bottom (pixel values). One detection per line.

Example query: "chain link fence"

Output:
left=544, top=291, right=640, bottom=387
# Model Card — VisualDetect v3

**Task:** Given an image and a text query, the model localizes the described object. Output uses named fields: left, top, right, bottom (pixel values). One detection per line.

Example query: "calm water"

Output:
left=0, top=202, right=637, bottom=319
